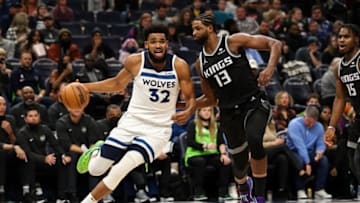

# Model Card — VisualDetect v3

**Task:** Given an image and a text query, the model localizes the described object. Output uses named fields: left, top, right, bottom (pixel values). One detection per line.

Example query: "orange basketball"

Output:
left=60, top=82, right=90, bottom=110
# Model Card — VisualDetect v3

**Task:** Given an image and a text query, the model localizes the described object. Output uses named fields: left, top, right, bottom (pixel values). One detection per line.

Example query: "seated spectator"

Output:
left=0, top=48, right=12, bottom=106
left=17, top=106, right=70, bottom=202
left=96, top=104, right=122, bottom=140
left=56, top=107, right=99, bottom=202
left=0, top=96, right=27, bottom=202
left=287, top=106, right=332, bottom=200
left=272, top=91, right=297, bottom=134
left=0, top=28, right=16, bottom=58
left=9, top=86, right=49, bottom=128
left=39, top=14, right=59, bottom=45
left=119, top=38, right=139, bottom=64
left=47, top=62, right=73, bottom=101
left=82, top=27, right=115, bottom=70
left=321, top=34, right=340, bottom=65
left=184, top=107, right=232, bottom=201
left=28, top=3, right=50, bottom=30
left=295, top=36, right=321, bottom=71
left=128, top=12, right=152, bottom=49
left=48, top=28, right=82, bottom=64
left=235, top=5, right=259, bottom=34
left=20, top=29, right=48, bottom=59
left=51, top=0, right=74, bottom=23
left=10, top=51, right=53, bottom=107
left=47, top=82, right=68, bottom=130
left=213, top=0, right=233, bottom=28
left=320, top=57, right=340, bottom=107
left=297, top=93, right=321, bottom=116
left=6, top=12, right=31, bottom=57
left=176, top=8, right=194, bottom=38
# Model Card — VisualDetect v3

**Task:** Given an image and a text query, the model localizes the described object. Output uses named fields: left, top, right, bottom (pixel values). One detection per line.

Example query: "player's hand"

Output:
left=257, top=67, right=274, bottom=86
left=324, top=128, right=335, bottom=147
left=171, top=110, right=191, bottom=125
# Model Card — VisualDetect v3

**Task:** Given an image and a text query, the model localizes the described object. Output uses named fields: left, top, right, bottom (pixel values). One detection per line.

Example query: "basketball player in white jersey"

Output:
left=77, top=24, right=196, bottom=203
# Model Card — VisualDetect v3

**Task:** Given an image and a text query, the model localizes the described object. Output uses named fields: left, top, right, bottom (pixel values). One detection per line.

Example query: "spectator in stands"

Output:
left=262, top=118, right=312, bottom=201
left=56, top=107, right=99, bottom=202
left=47, top=61, right=73, bottom=101
left=28, top=3, right=51, bottom=30
left=152, top=3, right=173, bottom=26
left=297, top=93, right=321, bottom=117
left=257, top=20, right=276, bottom=61
left=119, top=38, right=139, bottom=64
left=213, top=0, right=233, bottom=28
left=321, top=34, right=340, bottom=65
left=47, top=82, right=68, bottom=130
left=6, top=12, right=31, bottom=56
left=83, top=27, right=115, bottom=62
left=285, top=22, right=306, bottom=60
left=51, top=0, right=74, bottom=23
left=320, top=57, right=340, bottom=107
left=235, top=5, right=259, bottom=34
left=295, top=36, right=321, bottom=70
left=262, top=0, right=286, bottom=32
left=319, top=105, right=331, bottom=131
left=10, top=51, right=53, bottom=106
left=186, top=0, right=205, bottom=18
left=305, top=20, right=329, bottom=51
left=17, top=106, right=70, bottom=202
left=22, top=0, right=39, bottom=17
left=0, top=28, right=16, bottom=58
left=280, top=7, right=305, bottom=35
left=0, top=48, right=12, bottom=105
left=305, top=5, right=332, bottom=37
left=272, top=91, right=297, bottom=134
left=9, top=86, right=49, bottom=128
left=96, top=104, right=122, bottom=140
left=39, top=14, right=59, bottom=45
left=48, top=28, right=82, bottom=64
left=0, top=0, right=23, bottom=38
left=20, top=29, right=48, bottom=59
left=128, top=12, right=152, bottom=49
left=184, top=107, right=232, bottom=201
left=287, top=106, right=332, bottom=200
left=0, top=96, right=27, bottom=202
left=176, top=8, right=194, bottom=38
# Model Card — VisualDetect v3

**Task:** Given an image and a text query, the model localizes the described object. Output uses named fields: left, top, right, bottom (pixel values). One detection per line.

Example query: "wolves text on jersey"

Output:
left=142, top=79, right=176, bottom=88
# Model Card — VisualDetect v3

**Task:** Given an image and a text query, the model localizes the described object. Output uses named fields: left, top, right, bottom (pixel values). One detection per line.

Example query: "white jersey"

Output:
left=124, top=51, right=180, bottom=128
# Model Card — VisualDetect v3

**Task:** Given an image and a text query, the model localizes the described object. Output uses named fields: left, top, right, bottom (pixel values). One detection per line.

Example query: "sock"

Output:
left=239, top=182, right=249, bottom=193
left=22, top=185, right=30, bottom=195
left=253, top=177, right=266, bottom=197
left=82, top=193, right=97, bottom=203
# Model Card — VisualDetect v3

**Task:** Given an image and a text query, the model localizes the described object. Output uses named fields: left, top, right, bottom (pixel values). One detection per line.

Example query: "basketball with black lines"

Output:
left=60, top=82, right=90, bottom=110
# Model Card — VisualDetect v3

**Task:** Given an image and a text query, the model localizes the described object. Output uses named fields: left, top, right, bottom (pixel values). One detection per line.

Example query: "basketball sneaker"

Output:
left=76, top=140, right=104, bottom=174
left=237, top=176, right=257, bottom=203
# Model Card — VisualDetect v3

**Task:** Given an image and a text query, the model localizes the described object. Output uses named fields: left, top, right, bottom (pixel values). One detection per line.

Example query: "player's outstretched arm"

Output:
left=228, top=33, right=282, bottom=86
left=194, top=59, right=217, bottom=108
left=83, top=54, right=139, bottom=93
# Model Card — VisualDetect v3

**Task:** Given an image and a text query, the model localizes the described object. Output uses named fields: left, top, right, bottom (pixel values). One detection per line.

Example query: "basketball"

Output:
left=60, top=82, right=90, bottom=110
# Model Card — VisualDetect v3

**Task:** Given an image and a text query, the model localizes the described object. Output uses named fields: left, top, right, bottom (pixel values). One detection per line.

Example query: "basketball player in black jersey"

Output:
left=191, top=13, right=281, bottom=202
left=324, top=24, right=360, bottom=200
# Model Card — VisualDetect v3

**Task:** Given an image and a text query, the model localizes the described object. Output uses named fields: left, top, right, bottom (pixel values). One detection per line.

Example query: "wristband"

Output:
left=328, top=126, right=336, bottom=132
left=221, top=152, right=227, bottom=155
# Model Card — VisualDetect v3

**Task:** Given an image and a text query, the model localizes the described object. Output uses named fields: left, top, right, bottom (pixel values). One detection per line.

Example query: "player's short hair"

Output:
left=338, top=24, right=360, bottom=40
left=143, top=24, right=169, bottom=41
left=194, top=13, right=216, bottom=31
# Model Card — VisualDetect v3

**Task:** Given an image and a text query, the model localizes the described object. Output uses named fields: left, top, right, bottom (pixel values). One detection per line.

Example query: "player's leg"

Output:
left=245, top=99, right=271, bottom=203
left=219, top=110, right=253, bottom=202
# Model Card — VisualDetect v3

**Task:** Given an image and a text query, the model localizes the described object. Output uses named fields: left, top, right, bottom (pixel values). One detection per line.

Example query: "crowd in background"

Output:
left=0, top=0, right=360, bottom=202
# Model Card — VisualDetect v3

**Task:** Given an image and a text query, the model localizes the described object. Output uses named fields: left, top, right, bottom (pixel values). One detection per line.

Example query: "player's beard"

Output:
left=148, top=51, right=166, bottom=64
left=196, top=33, right=209, bottom=45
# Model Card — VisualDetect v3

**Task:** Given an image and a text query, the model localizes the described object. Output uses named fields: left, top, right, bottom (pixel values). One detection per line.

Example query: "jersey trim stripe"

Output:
left=106, top=137, right=129, bottom=148
left=140, top=72, right=176, bottom=79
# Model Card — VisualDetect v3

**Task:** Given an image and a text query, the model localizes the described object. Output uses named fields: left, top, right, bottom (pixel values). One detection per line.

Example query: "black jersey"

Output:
left=199, top=35, right=261, bottom=109
left=339, top=50, right=360, bottom=114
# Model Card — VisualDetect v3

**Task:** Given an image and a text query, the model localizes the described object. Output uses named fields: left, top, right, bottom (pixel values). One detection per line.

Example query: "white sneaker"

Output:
left=314, top=189, right=332, bottom=199
left=228, top=183, right=238, bottom=199
left=297, top=190, right=308, bottom=199
left=134, top=189, right=150, bottom=203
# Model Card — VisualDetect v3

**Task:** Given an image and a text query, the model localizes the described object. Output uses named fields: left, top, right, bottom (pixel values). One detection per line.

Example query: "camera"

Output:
left=0, top=57, right=5, bottom=64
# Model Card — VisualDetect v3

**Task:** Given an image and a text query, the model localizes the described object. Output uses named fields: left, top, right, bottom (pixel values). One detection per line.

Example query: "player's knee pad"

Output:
left=103, top=150, right=144, bottom=190
left=88, top=155, right=114, bottom=176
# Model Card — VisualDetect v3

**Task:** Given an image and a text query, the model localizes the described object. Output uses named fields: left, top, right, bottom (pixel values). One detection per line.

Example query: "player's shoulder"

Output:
left=173, top=54, right=188, bottom=68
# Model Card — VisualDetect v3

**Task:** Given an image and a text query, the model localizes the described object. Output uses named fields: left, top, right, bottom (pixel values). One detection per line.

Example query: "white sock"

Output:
left=82, top=193, right=98, bottom=203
